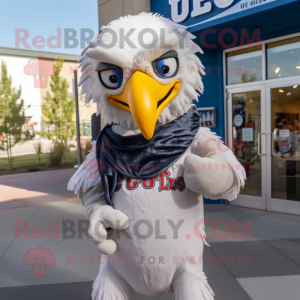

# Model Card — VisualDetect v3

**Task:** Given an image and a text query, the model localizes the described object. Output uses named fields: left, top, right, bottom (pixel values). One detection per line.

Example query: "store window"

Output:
left=226, top=47, right=263, bottom=85
left=231, top=90, right=262, bottom=196
left=267, top=37, right=300, bottom=80
left=271, top=85, right=300, bottom=200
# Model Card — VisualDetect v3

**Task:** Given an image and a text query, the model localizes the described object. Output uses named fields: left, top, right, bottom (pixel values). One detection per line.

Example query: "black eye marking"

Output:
left=96, top=62, right=123, bottom=90
left=153, top=50, right=179, bottom=61
left=152, top=50, right=179, bottom=79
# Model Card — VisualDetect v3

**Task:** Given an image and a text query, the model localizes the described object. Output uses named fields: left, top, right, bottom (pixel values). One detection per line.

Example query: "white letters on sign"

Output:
left=170, top=0, right=236, bottom=22
left=169, top=0, right=189, bottom=23
left=191, top=0, right=212, bottom=17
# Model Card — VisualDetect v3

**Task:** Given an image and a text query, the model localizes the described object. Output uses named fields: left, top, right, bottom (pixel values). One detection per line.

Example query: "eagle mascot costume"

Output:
left=68, top=13, right=246, bottom=300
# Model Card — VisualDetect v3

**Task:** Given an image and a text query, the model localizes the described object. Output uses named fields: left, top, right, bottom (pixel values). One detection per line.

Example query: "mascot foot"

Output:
left=91, top=263, right=133, bottom=300
left=173, top=269, right=214, bottom=300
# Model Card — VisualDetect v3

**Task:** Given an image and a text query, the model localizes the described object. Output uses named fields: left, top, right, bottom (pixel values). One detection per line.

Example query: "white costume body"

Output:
left=68, top=126, right=245, bottom=300
left=68, top=12, right=246, bottom=300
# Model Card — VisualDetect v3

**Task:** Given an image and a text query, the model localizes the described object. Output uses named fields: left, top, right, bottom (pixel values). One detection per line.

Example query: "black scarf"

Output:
left=96, top=105, right=200, bottom=207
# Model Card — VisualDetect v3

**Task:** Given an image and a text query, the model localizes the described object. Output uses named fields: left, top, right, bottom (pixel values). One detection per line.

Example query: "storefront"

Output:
left=150, top=0, right=300, bottom=214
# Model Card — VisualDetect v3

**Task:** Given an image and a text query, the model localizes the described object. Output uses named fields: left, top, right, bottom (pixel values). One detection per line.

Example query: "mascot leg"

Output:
left=172, top=268, right=214, bottom=300
left=91, top=261, right=133, bottom=300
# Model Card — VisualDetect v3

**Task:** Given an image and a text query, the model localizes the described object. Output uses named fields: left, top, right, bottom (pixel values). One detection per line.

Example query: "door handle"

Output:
left=258, top=133, right=266, bottom=156
left=267, top=133, right=272, bottom=157
left=273, top=129, right=278, bottom=155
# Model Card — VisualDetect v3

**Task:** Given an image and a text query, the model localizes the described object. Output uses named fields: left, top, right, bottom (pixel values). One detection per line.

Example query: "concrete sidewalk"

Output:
left=0, top=169, right=77, bottom=210
left=0, top=199, right=300, bottom=300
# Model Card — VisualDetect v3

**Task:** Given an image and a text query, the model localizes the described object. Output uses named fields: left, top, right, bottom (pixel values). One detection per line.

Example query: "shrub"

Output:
left=47, top=142, right=66, bottom=166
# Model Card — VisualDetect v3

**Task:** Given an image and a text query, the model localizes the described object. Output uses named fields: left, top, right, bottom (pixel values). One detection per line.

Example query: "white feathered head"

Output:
left=79, top=13, right=205, bottom=139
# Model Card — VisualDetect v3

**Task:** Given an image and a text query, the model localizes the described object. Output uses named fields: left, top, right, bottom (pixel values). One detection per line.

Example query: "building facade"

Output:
left=150, top=0, right=300, bottom=214
left=0, top=47, right=97, bottom=136
left=98, top=0, right=151, bottom=28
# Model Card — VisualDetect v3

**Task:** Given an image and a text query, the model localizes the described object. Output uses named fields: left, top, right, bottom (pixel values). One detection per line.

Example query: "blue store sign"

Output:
left=151, top=0, right=299, bottom=32
left=170, top=0, right=275, bottom=25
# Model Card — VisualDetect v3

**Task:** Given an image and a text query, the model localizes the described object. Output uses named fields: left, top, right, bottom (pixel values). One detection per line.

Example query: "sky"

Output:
left=0, top=0, right=99, bottom=55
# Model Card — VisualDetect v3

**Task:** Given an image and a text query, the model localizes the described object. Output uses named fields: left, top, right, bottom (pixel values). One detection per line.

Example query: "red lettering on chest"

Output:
left=142, top=178, right=155, bottom=189
left=115, top=170, right=185, bottom=193
left=126, top=177, right=140, bottom=190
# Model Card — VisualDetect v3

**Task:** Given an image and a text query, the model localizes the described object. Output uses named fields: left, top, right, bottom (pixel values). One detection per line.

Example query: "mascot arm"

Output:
left=80, top=184, right=129, bottom=255
left=68, top=142, right=129, bottom=255
left=184, top=128, right=246, bottom=201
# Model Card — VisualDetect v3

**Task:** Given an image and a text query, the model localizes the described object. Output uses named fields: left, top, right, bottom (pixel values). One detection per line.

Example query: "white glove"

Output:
left=183, top=137, right=233, bottom=198
left=88, top=205, right=129, bottom=255
left=79, top=183, right=129, bottom=255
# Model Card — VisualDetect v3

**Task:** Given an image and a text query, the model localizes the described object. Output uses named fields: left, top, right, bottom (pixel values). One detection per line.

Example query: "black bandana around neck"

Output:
left=96, top=105, right=200, bottom=207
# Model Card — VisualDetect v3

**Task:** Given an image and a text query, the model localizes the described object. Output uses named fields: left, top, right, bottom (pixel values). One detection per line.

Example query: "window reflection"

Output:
left=232, top=91, right=262, bottom=196
left=267, top=37, right=300, bottom=80
left=271, top=85, right=300, bottom=201
left=227, top=47, right=262, bottom=85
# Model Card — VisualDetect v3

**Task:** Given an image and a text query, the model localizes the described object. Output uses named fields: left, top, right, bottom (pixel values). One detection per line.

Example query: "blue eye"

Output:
left=97, top=63, right=123, bottom=90
left=154, top=57, right=179, bottom=78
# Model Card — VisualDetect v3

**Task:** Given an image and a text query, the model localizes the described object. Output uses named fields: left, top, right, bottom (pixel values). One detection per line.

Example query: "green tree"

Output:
left=0, top=61, right=28, bottom=171
left=40, top=56, right=75, bottom=149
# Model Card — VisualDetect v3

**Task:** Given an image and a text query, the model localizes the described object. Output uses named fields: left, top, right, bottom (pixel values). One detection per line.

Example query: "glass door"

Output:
left=266, top=78, right=300, bottom=214
left=227, top=85, right=267, bottom=210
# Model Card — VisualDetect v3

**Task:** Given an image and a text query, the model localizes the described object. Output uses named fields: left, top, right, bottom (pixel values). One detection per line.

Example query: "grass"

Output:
left=0, top=151, right=79, bottom=172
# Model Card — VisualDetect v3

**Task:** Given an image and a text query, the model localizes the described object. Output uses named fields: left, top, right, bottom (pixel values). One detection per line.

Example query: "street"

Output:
left=0, top=139, right=54, bottom=158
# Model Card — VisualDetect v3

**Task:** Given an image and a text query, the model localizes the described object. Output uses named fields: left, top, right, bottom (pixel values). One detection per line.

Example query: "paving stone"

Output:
left=0, top=281, right=93, bottom=300
left=203, top=246, right=234, bottom=280
left=267, top=239, right=300, bottom=266
left=238, top=275, right=300, bottom=300
left=210, top=240, right=300, bottom=278
left=209, top=278, right=252, bottom=300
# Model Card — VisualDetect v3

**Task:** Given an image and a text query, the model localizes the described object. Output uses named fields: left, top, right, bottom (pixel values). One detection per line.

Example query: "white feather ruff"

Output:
left=67, top=141, right=101, bottom=195
left=78, top=12, right=205, bottom=128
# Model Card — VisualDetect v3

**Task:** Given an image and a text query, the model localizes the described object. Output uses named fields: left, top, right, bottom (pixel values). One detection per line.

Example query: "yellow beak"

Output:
left=107, top=71, right=181, bottom=140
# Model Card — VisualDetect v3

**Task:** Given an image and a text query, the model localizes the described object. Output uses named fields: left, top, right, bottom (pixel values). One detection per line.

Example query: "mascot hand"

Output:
left=183, top=137, right=233, bottom=198
left=88, top=205, right=129, bottom=255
